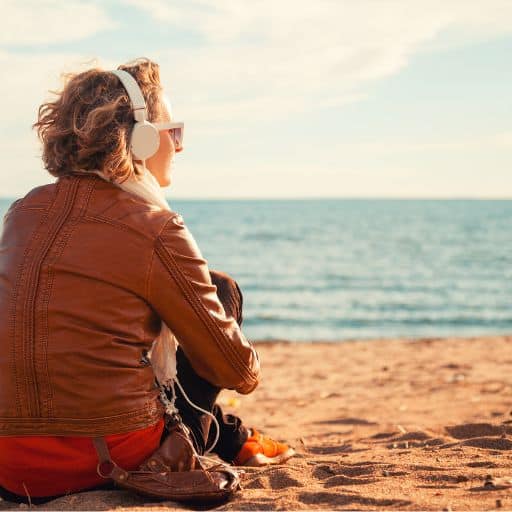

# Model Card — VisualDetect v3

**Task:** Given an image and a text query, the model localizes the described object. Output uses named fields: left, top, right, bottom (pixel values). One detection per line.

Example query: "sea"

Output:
left=1, top=197, right=511, bottom=342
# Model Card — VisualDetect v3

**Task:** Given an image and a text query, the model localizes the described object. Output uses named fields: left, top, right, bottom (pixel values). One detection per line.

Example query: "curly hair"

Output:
left=33, top=58, right=165, bottom=184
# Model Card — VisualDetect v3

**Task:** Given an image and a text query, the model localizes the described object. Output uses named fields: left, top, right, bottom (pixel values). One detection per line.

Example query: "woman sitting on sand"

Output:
left=0, top=57, right=294, bottom=504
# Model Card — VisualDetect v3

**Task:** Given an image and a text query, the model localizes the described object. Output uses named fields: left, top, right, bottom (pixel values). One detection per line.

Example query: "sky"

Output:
left=1, top=0, right=511, bottom=199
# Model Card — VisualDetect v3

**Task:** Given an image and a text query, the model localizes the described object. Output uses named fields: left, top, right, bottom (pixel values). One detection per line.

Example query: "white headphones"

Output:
left=111, top=69, right=160, bottom=161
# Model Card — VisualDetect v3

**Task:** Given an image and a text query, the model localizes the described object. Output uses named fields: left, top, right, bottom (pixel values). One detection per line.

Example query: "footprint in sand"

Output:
left=312, top=461, right=394, bottom=488
left=313, top=463, right=378, bottom=479
left=438, top=422, right=512, bottom=452
left=459, top=438, right=512, bottom=450
left=222, top=496, right=276, bottom=510
left=374, top=430, right=448, bottom=449
left=298, top=491, right=412, bottom=508
left=413, top=465, right=454, bottom=471
left=244, top=467, right=305, bottom=490
left=370, top=431, right=398, bottom=439
left=446, top=423, right=512, bottom=439
left=469, top=475, right=512, bottom=492
left=314, top=417, right=378, bottom=426
left=420, top=474, right=470, bottom=484
left=323, top=474, right=379, bottom=487
left=308, top=443, right=368, bottom=455
left=364, top=429, right=447, bottom=450
left=466, top=461, right=499, bottom=468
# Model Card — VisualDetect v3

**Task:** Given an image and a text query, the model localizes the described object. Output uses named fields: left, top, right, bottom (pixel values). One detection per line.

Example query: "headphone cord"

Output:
left=173, top=376, right=220, bottom=455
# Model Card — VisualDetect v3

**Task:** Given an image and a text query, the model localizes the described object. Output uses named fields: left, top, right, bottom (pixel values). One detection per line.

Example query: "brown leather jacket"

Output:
left=0, top=172, right=260, bottom=436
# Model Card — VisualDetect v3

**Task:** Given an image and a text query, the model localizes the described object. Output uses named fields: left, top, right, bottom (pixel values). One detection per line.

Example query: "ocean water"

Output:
left=1, top=197, right=511, bottom=341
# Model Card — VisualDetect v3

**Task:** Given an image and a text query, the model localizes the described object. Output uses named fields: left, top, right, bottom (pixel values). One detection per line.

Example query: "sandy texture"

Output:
left=2, top=336, right=512, bottom=511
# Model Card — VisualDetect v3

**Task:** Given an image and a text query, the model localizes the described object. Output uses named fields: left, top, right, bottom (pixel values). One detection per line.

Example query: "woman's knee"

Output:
left=209, top=270, right=243, bottom=326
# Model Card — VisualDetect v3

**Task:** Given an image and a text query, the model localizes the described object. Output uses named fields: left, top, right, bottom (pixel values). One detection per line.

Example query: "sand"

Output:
left=2, top=335, right=512, bottom=511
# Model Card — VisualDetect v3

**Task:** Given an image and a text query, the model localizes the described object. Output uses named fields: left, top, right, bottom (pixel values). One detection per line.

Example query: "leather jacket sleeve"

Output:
left=147, top=213, right=260, bottom=394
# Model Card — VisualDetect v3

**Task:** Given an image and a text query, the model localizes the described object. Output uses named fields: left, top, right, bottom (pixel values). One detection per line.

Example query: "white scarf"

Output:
left=89, top=163, right=179, bottom=400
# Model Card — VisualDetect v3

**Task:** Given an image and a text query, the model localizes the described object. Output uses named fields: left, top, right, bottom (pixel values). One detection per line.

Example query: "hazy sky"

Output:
left=2, top=1, right=511, bottom=198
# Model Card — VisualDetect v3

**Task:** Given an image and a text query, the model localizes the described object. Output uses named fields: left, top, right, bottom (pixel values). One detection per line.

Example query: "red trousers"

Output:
left=0, top=270, right=249, bottom=504
left=0, top=419, right=165, bottom=499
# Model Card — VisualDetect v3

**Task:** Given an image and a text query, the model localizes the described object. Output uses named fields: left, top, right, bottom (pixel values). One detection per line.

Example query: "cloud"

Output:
left=1, top=1, right=511, bottom=197
left=0, top=2, right=116, bottom=125
left=0, top=51, right=118, bottom=197
left=4, top=1, right=512, bottom=128
left=0, top=53, right=106, bottom=125
left=1, top=1, right=114, bottom=46
left=332, top=132, right=512, bottom=154
left=121, top=0, right=512, bottom=125
left=0, top=0, right=116, bottom=197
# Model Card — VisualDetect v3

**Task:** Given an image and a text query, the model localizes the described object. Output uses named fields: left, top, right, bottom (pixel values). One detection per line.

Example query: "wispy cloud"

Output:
left=1, top=1, right=511, bottom=197
left=4, top=1, right=512, bottom=127
left=123, top=0, right=512, bottom=124
left=332, top=132, right=512, bottom=154
left=1, top=0, right=114, bottom=46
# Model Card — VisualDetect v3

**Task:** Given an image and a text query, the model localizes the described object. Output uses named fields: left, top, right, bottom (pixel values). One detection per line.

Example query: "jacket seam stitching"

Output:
left=156, top=216, right=256, bottom=380
left=8, top=206, right=47, bottom=212
left=156, top=212, right=180, bottom=236
left=40, top=178, right=97, bottom=417
left=0, top=411, right=164, bottom=435
left=142, top=246, right=157, bottom=342
left=23, top=179, right=79, bottom=417
left=156, top=240, right=252, bottom=382
left=143, top=212, right=180, bottom=347
left=145, top=248, right=156, bottom=303
left=9, top=182, right=61, bottom=416
left=154, top=222, right=257, bottom=385
left=84, top=214, right=154, bottom=240
left=4, top=200, right=52, bottom=218
left=84, top=214, right=132, bottom=232
left=0, top=406, right=161, bottom=422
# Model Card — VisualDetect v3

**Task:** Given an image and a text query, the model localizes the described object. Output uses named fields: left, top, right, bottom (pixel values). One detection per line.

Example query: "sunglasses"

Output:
left=153, top=121, right=184, bottom=150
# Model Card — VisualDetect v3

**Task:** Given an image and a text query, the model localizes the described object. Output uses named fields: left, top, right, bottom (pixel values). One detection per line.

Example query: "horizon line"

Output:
left=1, top=195, right=512, bottom=201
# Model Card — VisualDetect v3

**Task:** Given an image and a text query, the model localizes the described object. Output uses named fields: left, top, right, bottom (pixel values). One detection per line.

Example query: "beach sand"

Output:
left=2, top=335, right=512, bottom=511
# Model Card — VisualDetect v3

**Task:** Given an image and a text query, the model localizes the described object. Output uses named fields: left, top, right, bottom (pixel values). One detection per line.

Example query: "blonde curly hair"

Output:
left=33, top=57, right=165, bottom=184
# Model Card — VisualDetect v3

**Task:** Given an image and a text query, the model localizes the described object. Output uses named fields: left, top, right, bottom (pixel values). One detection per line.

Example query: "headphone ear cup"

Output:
left=130, top=121, right=160, bottom=160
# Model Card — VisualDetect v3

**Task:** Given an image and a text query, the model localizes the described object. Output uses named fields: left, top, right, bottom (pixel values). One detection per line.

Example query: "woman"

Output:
left=0, top=58, right=294, bottom=504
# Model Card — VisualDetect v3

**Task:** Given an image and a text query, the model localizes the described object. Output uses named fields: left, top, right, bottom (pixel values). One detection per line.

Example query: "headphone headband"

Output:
left=111, top=69, right=147, bottom=123
left=110, top=68, right=160, bottom=160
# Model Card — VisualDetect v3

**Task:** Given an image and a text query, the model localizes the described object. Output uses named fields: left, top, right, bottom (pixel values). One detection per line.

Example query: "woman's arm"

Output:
left=147, top=213, right=260, bottom=394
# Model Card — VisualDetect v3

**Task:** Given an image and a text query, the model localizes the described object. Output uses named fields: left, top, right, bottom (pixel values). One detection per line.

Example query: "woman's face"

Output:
left=145, top=94, right=182, bottom=187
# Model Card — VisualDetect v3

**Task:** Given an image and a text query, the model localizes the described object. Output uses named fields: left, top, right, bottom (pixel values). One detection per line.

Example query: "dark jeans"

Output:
left=166, top=270, right=249, bottom=462
left=0, top=270, right=249, bottom=505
